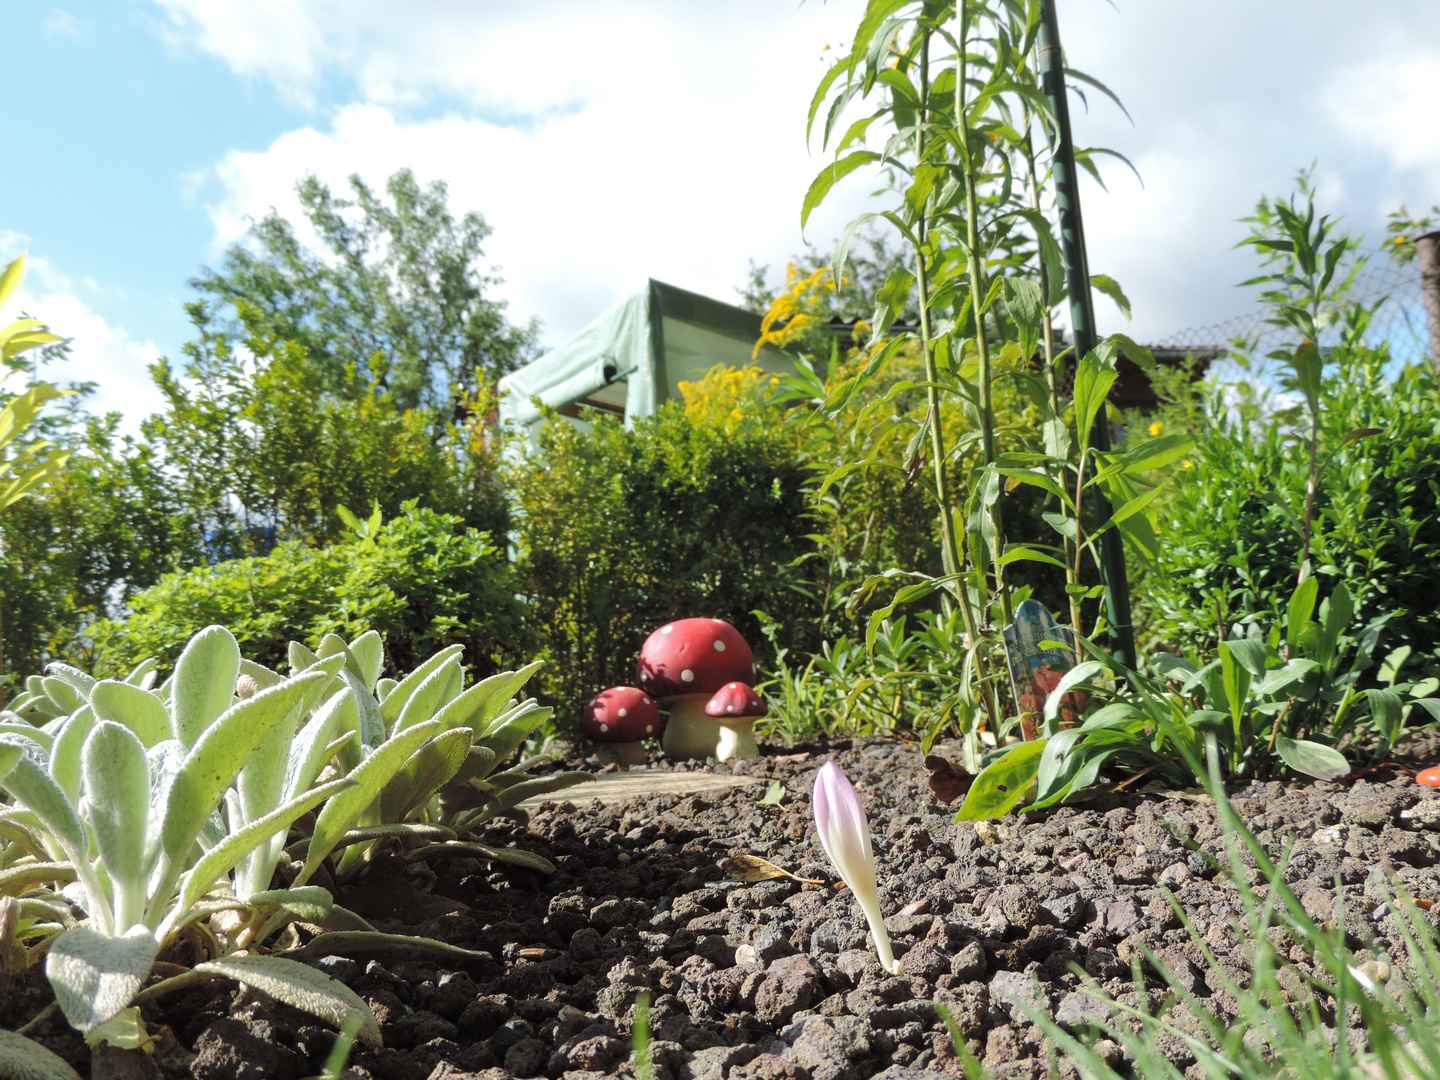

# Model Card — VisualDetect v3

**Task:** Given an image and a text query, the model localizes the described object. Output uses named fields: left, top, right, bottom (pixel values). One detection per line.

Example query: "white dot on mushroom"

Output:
left=661, top=625, right=673, bottom=634
left=646, top=725, right=653, bottom=734
left=714, top=640, right=725, bottom=651
left=600, top=723, right=609, bottom=733
left=618, top=707, right=627, bottom=717
left=681, top=669, right=694, bottom=682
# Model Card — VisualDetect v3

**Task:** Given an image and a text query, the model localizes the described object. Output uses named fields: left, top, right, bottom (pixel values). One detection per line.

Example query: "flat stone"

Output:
left=520, top=768, right=765, bottom=808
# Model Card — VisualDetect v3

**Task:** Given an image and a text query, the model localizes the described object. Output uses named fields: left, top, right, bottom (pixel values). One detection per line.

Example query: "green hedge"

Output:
left=90, top=502, right=525, bottom=678
left=1136, top=347, right=1440, bottom=679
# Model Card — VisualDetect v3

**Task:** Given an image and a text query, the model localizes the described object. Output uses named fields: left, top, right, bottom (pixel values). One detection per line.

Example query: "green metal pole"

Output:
left=1036, top=0, right=1136, bottom=670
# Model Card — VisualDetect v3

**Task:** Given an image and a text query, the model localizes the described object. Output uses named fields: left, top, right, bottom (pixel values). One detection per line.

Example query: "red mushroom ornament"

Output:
left=637, top=618, right=756, bottom=760
left=704, top=681, right=767, bottom=761
left=580, top=686, right=660, bottom=768
left=1418, top=765, right=1440, bottom=787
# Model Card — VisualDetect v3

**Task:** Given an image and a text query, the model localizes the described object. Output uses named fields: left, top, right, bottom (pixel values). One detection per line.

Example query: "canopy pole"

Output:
left=1037, top=0, right=1137, bottom=670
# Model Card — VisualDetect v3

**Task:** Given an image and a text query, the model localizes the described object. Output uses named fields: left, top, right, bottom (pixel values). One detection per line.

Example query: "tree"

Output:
left=142, top=300, right=510, bottom=557
left=0, top=253, right=75, bottom=694
left=191, top=168, right=540, bottom=412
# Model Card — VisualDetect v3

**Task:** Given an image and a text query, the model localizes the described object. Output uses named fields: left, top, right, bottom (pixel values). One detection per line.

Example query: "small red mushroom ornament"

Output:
left=704, top=681, right=768, bottom=761
left=1418, top=765, right=1440, bottom=787
left=637, top=618, right=756, bottom=760
left=580, top=686, right=660, bottom=768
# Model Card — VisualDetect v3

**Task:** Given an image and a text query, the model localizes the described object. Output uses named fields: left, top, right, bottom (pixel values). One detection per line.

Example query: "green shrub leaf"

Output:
left=1273, top=735, right=1350, bottom=780
left=954, top=740, right=1047, bottom=821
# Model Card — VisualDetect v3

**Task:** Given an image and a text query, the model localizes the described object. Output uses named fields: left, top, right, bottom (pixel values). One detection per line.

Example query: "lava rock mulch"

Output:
left=12, top=737, right=1440, bottom=1080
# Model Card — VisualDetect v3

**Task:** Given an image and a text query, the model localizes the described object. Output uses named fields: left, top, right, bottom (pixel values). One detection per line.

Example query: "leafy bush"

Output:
left=506, top=371, right=818, bottom=720
left=0, top=413, right=209, bottom=679
left=1137, top=345, right=1440, bottom=683
left=89, top=502, right=525, bottom=679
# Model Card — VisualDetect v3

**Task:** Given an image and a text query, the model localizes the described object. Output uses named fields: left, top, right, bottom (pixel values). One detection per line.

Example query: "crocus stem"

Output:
left=854, top=888, right=901, bottom=975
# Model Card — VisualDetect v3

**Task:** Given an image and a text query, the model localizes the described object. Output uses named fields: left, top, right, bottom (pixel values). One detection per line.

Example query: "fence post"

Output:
left=1417, top=231, right=1440, bottom=372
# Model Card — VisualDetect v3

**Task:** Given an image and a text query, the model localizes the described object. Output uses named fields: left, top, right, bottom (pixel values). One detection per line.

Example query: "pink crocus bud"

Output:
left=812, top=761, right=901, bottom=975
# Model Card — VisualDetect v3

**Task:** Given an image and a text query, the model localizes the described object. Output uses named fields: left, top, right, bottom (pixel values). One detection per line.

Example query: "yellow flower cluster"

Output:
left=754, top=262, right=847, bottom=359
left=679, top=364, right=780, bottom=433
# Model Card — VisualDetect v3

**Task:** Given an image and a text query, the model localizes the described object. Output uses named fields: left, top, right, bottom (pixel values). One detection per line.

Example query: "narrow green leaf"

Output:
left=1089, top=274, right=1131, bottom=321
left=1118, top=434, right=1196, bottom=475
left=494, top=771, right=594, bottom=813
left=393, top=659, right=458, bottom=735
left=81, top=723, right=151, bottom=925
left=345, top=631, right=385, bottom=692
left=379, top=645, right=464, bottom=728
left=160, top=672, right=325, bottom=866
left=448, top=660, right=545, bottom=738
left=1073, top=340, right=1119, bottom=445
left=379, top=727, right=473, bottom=824
left=0, top=254, right=27, bottom=309
left=478, top=702, right=554, bottom=765
left=0, top=756, right=85, bottom=860
left=801, top=151, right=881, bottom=231
left=997, top=546, right=1069, bottom=570
left=168, top=777, right=354, bottom=925
left=275, top=930, right=490, bottom=965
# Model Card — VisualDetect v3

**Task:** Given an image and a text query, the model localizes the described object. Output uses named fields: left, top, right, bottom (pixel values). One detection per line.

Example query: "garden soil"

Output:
left=10, top=737, right=1440, bottom=1080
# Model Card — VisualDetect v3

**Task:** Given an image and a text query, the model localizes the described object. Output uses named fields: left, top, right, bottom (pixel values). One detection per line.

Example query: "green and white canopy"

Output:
left=496, top=279, right=793, bottom=440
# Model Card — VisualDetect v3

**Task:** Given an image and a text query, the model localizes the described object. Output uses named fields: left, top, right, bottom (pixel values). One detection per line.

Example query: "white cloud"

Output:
left=43, top=10, right=92, bottom=42
left=2, top=246, right=166, bottom=434
left=1330, top=51, right=1440, bottom=183
left=164, top=0, right=1440, bottom=356
left=183, top=4, right=873, bottom=347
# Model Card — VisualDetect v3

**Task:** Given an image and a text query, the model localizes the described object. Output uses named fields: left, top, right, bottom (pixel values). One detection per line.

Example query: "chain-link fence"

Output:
left=1151, top=252, right=1429, bottom=367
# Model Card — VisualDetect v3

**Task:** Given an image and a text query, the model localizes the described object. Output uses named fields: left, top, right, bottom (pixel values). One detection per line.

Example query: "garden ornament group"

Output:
left=637, top=618, right=760, bottom=761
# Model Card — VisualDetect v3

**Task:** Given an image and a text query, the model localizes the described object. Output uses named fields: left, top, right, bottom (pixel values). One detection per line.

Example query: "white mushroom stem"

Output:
left=714, top=719, right=759, bottom=763
left=661, top=693, right=722, bottom=759
left=598, top=742, right=649, bottom=768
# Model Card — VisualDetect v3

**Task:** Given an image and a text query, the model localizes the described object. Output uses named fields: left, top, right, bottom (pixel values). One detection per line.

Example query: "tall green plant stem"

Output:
left=913, top=23, right=993, bottom=723
left=1298, top=404, right=1320, bottom=584
left=956, top=0, right=1013, bottom=628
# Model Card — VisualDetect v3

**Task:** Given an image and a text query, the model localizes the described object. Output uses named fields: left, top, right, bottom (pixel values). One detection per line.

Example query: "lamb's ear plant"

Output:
left=0, top=626, right=365, bottom=1043
left=285, top=637, right=590, bottom=885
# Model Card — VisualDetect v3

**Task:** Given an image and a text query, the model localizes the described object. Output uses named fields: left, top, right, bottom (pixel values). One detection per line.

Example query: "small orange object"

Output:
left=1418, top=765, right=1440, bottom=787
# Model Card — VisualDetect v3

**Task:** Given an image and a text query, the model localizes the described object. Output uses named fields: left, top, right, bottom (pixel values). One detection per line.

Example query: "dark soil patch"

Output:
left=13, top=736, right=1440, bottom=1080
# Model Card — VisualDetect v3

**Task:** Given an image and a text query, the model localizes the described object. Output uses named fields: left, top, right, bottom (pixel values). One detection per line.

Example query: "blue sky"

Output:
left=6, top=3, right=300, bottom=358
left=4, top=1, right=1438, bottom=427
